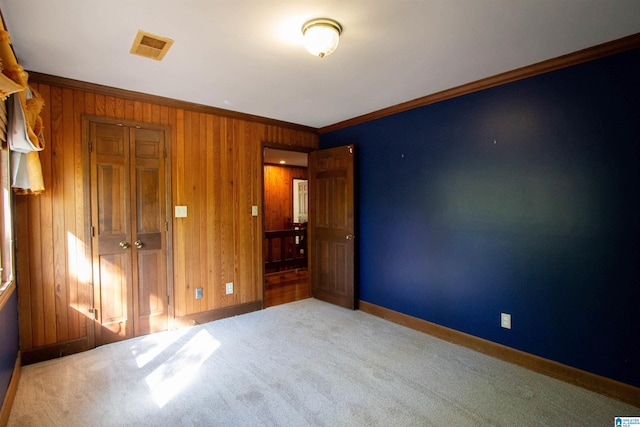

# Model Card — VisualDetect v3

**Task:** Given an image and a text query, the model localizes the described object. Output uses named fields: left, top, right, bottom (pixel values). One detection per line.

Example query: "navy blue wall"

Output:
left=0, top=290, right=19, bottom=405
left=321, top=49, right=640, bottom=387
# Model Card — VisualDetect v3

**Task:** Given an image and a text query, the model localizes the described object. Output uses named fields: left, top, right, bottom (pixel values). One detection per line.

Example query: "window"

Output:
left=0, top=99, right=14, bottom=299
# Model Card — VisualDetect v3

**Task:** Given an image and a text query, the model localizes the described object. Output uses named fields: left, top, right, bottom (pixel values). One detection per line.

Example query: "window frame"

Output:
left=0, top=124, right=15, bottom=308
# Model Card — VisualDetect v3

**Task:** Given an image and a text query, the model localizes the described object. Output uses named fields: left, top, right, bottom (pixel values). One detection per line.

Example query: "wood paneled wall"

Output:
left=16, top=81, right=318, bottom=352
left=263, top=165, right=307, bottom=231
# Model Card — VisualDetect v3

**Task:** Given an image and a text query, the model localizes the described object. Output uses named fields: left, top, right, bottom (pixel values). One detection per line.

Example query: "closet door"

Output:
left=89, top=120, right=169, bottom=345
left=90, top=122, right=134, bottom=345
left=131, top=127, right=168, bottom=336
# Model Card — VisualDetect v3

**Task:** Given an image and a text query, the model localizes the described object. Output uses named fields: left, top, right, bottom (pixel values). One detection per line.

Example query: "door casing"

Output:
left=260, top=142, right=356, bottom=310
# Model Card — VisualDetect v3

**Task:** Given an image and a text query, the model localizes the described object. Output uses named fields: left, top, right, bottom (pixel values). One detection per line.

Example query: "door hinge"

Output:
left=165, top=221, right=169, bottom=231
left=88, top=141, right=92, bottom=153
left=163, top=147, right=167, bottom=158
left=91, top=226, right=95, bottom=237
left=167, top=294, right=170, bottom=306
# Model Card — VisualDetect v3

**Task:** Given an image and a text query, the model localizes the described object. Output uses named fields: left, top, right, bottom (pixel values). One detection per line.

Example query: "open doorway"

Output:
left=263, top=147, right=310, bottom=307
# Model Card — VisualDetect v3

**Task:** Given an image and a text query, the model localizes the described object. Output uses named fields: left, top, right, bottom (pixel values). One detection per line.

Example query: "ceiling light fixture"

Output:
left=301, top=18, right=342, bottom=58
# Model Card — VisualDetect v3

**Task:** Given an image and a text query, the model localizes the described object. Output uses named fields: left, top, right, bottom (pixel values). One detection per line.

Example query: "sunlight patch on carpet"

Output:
left=131, top=328, right=191, bottom=368
left=145, top=329, right=220, bottom=408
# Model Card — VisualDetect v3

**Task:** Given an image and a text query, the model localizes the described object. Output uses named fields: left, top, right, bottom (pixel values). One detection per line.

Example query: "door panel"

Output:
left=98, top=254, right=132, bottom=342
left=334, top=175, right=347, bottom=227
left=309, top=144, right=355, bottom=309
left=90, top=120, right=169, bottom=346
left=137, top=251, right=162, bottom=315
left=96, top=165, right=128, bottom=252
left=315, top=177, right=330, bottom=227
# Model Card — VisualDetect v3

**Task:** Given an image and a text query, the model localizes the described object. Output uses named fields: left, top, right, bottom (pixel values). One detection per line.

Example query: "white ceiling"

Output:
left=1, top=1, right=640, bottom=129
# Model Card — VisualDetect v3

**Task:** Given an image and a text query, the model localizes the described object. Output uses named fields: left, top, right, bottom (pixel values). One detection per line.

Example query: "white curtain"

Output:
left=7, top=88, right=45, bottom=193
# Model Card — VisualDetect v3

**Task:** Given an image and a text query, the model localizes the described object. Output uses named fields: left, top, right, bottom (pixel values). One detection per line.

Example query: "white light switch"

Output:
left=175, top=206, right=187, bottom=218
left=251, top=205, right=258, bottom=216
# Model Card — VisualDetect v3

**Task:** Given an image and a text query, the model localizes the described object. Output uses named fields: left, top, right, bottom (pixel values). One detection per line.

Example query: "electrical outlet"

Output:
left=195, top=287, right=203, bottom=300
left=225, top=282, right=233, bottom=295
left=501, top=313, right=511, bottom=329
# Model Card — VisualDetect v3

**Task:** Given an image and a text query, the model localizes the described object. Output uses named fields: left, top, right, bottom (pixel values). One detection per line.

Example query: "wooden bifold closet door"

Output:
left=88, top=119, right=170, bottom=346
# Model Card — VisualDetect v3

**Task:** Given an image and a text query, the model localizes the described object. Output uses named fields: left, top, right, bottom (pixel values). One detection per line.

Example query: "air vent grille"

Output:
left=130, top=30, right=173, bottom=61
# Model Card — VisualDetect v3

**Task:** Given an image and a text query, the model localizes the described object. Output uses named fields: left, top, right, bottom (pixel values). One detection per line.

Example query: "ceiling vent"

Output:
left=130, top=30, right=173, bottom=61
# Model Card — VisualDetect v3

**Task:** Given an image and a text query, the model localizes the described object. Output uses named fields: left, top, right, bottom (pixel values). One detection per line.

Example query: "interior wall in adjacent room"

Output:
left=263, top=164, right=307, bottom=231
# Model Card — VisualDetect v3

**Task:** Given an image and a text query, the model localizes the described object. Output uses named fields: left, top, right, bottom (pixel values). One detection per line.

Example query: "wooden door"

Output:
left=89, top=120, right=169, bottom=345
left=309, top=144, right=356, bottom=309
left=131, top=128, right=168, bottom=336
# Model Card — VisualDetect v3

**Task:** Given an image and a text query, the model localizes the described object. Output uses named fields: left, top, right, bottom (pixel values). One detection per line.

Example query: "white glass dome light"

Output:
left=302, top=18, right=342, bottom=58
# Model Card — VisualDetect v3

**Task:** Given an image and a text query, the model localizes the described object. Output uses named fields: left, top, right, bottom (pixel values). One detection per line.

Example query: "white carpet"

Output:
left=8, top=298, right=638, bottom=426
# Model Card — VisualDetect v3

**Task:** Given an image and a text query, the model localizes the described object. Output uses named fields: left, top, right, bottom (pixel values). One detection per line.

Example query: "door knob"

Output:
left=134, top=240, right=144, bottom=249
left=345, top=234, right=355, bottom=240
left=119, top=241, right=130, bottom=249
